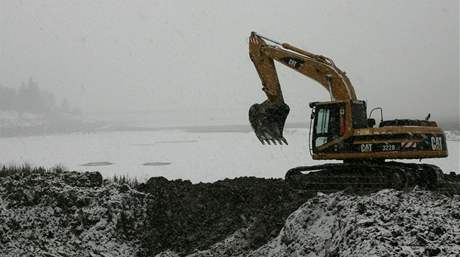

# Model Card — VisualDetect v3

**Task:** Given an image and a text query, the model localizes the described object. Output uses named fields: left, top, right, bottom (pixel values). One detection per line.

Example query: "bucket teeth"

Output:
left=281, top=137, right=288, bottom=145
left=257, top=136, right=265, bottom=145
left=249, top=100, right=290, bottom=146
left=256, top=133, right=288, bottom=145
left=257, top=135, right=266, bottom=144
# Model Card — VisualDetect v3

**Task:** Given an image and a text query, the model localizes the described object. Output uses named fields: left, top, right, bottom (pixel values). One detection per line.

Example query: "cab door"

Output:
left=311, top=104, right=341, bottom=152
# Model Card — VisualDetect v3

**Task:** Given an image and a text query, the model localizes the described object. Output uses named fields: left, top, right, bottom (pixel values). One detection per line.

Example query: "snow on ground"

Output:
left=0, top=171, right=145, bottom=257
left=157, top=189, right=460, bottom=257
left=0, top=111, right=43, bottom=128
left=249, top=189, right=460, bottom=257
left=445, top=130, right=460, bottom=141
left=0, top=128, right=458, bottom=182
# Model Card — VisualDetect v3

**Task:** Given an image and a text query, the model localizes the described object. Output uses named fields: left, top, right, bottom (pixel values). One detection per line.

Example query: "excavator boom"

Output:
left=250, top=32, right=357, bottom=101
left=249, top=32, right=356, bottom=144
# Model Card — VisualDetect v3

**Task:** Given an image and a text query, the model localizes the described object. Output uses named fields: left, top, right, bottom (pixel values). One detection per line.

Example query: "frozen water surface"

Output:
left=81, top=161, right=114, bottom=166
left=0, top=128, right=458, bottom=182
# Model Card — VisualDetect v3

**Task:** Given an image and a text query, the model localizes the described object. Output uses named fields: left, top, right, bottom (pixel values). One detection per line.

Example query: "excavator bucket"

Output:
left=249, top=101, right=290, bottom=145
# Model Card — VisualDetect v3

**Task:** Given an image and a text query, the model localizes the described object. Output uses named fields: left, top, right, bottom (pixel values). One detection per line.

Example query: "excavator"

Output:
left=248, top=31, right=459, bottom=192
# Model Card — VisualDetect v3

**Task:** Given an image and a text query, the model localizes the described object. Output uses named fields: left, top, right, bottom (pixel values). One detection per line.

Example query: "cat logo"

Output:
left=431, top=137, right=443, bottom=151
left=360, top=144, right=372, bottom=152
left=281, top=57, right=304, bottom=69
left=288, top=59, right=298, bottom=67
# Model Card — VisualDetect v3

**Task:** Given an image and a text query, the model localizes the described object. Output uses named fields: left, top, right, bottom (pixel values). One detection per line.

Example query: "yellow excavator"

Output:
left=248, top=32, right=458, bottom=192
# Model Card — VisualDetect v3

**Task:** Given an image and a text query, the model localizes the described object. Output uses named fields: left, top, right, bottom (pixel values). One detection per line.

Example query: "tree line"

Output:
left=0, top=78, right=77, bottom=115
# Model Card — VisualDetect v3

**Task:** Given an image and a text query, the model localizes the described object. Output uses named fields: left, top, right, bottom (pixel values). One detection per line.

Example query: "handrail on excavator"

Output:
left=254, top=33, right=282, bottom=46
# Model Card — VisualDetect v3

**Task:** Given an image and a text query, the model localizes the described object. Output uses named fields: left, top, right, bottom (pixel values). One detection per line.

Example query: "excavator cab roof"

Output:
left=309, top=101, right=344, bottom=108
left=309, top=100, right=366, bottom=108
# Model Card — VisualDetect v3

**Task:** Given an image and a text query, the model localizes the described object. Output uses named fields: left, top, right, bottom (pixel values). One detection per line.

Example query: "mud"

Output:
left=2, top=167, right=459, bottom=257
left=137, top=176, right=314, bottom=256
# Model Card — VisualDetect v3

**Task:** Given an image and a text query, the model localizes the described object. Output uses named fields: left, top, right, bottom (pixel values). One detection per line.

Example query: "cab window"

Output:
left=316, top=108, right=330, bottom=134
left=313, top=106, right=340, bottom=148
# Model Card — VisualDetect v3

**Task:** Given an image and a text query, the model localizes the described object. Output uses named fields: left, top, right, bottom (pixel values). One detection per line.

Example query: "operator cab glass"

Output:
left=311, top=103, right=341, bottom=151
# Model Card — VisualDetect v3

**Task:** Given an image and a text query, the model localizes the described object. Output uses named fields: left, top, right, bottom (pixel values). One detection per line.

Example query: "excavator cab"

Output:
left=309, top=100, right=369, bottom=153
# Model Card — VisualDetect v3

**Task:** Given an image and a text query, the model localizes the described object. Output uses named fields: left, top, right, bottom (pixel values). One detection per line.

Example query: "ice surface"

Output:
left=0, top=111, right=43, bottom=128
left=81, top=161, right=114, bottom=166
left=142, top=162, right=172, bottom=166
left=445, top=130, right=460, bottom=141
left=0, top=128, right=458, bottom=182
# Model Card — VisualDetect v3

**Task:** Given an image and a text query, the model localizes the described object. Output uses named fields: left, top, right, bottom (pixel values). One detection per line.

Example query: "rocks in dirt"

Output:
left=63, top=171, right=103, bottom=187
left=2, top=171, right=103, bottom=208
left=0, top=169, right=146, bottom=257
left=1, top=171, right=313, bottom=257
left=156, top=189, right=460, bottom=257
left=247, top=189, right=460, bottom=257
left=139, top=176, right=314, bottom=256
left=2, top=169, right=460, bottom=257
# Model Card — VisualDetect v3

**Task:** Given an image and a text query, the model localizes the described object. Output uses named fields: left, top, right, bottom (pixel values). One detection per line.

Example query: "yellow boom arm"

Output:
left=248, top=32, right=357, bottom=145
left=249, top=32, right=357, bottom=102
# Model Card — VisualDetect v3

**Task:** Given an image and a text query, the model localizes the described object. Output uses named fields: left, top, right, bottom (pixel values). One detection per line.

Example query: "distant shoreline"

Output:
left=0, top=120, right=458, bottom=138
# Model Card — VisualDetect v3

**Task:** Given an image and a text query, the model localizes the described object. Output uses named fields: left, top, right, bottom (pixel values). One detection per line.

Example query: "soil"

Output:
left=137, top=176, right=314, bottom=256
left=1, top=167, right=459, bottom=257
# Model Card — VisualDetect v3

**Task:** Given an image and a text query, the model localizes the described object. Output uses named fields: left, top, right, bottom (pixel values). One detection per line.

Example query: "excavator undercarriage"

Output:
left=286, top=161, right=460, bottom=194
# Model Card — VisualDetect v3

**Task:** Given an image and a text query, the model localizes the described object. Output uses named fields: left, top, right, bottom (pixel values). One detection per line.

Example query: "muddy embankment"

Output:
left=1, top=168, right=459, bottom=257
left=0, top=168, right=313, bottom=256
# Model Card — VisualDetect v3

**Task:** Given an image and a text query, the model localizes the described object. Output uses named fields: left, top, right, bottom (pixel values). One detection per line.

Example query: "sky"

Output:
left=0, top=0, right=459, bottom=128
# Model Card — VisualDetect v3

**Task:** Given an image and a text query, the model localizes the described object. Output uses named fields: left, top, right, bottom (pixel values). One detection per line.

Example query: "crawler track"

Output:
left=285, top=162, right=460, bottom=194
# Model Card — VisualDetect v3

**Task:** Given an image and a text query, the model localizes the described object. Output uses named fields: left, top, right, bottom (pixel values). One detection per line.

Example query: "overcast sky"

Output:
left=0, top=0, right=458, bottom=127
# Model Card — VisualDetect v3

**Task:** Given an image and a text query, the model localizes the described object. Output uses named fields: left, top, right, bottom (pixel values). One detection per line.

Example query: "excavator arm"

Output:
left=248, top=32, right=357, bottom=144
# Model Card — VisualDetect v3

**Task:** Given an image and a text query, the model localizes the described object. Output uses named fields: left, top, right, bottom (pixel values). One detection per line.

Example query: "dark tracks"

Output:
left=285, top=161, right=460, bottom=194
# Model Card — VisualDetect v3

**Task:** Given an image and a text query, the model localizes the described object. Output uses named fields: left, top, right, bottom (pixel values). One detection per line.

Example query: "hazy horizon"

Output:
left=1, top=0, right=459, bottom=129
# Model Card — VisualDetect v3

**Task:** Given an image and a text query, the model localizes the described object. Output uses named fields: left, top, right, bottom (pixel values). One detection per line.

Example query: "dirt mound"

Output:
left=138, top=176, right=314, bottom=256
left=160, top=189, right=460, bottom=257
left=0, top=169, right=314, bottom=256
left=250, top=189, right=460, bottom=257
left=2, top=168, right=459, bottom=257
left=0, top=169, right=145, bottom=257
